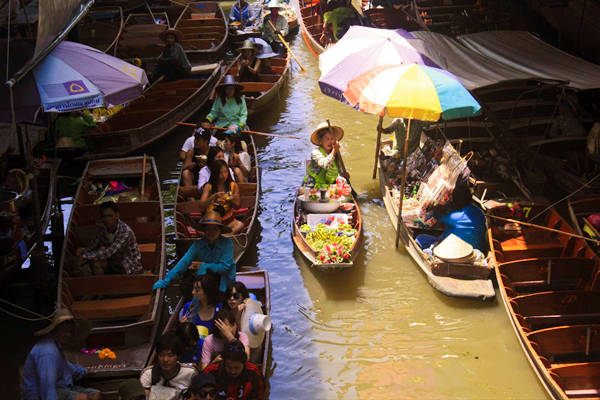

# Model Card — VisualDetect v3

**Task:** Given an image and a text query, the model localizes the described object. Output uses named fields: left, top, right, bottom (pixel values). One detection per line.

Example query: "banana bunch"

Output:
left=87, top=105, right=123, bottom=122
left=306, top=226, right=354, bottom=252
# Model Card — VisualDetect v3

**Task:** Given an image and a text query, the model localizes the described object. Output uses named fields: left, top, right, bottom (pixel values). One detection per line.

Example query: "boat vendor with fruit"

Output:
left=153, top=211, right=236, bottom=293
left=303, top=122, right=350, bottom=189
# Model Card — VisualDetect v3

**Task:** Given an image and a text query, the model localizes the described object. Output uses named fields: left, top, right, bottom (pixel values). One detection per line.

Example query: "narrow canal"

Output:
left=149, top=17, right=550, bottom=399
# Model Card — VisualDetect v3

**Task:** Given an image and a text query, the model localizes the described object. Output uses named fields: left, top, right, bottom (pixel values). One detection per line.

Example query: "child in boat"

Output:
left=153, top=29, right=191, bottom=81
left=304, top=122, right=349, bottom=189
left=199, top=160, right=244, bottom=235
left=77, top=201, right=142, bottom=275
left=181, top=128, right=216, bottom=187
left=140, top=332, right=196, bottom=398
left=178, top=274, right=222, bottom=364
left=201, top=75, right=247, bottom=130
left=202, top=340, right=264, bottom=400
left=224, top=133, right=252, bottom=183
left=200, top=309, right=250, bottom=370
left=152, top=211, right=236, bottom=293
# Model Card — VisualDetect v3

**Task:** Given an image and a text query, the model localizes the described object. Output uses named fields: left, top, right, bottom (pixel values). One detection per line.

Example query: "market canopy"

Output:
left=457, top=31, right=600, bottom=91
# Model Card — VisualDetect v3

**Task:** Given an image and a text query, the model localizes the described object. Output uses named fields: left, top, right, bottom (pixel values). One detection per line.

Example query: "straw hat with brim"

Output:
left=159, top=29, right=183, bottom=43
left=433, top=234, right=474, bottom=262
left=241, top=298, right=272, bottom=348
left=310, top=122, right=344, bottom=146
left=118, top=379, right=146, bottom=400
left=199, top=210, right=232, bottom=234
left=237, top=39, right=257, bottom=53
left=266, top=0, right=283, bottom=9
left=34, top=308, right=89, bottom=339
left=216, top=74, right=243, bottom=91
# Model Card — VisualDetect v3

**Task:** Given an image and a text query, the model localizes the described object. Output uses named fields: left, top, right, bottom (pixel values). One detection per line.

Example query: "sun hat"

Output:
left=252, top=38, right=279, bottom=59
left=240, top=298, right=272, bottom=348
left=216, top=74, right=243, bottom=91
left=198, top=210, right=232, bottom=234
left=118, top=379, right=146, bottom=400
left=310, top=122, right=344, bottom=146
left=34, top=308, right=87, bottom=337
left=237, top=39, right=257, bottom=53
left=159, top=28, right=184, bottom=43
left=433, top=234, right=474, bottom=262
left=266, top=0, right=283, bottom=9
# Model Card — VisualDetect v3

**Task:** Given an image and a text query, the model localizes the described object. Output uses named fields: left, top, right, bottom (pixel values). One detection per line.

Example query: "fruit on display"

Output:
left=86, top=105, right=123, bottom=123
left=301, top=223, right=356, bottom=263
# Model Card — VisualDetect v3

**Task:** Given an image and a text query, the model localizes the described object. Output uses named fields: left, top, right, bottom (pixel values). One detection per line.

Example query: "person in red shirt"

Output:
left=202, top=340, right=264, bottom=400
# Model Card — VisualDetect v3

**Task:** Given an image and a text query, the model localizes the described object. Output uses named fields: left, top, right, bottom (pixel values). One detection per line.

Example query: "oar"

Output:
left=141, top=154, right=147, bottom=201
left=266, top=19, right=306, bottom=72
left=486, top=214, right=600, bottom=245
left=327, top=119, right=357, bottom=198
left=176, top=121, right=299, bottom=139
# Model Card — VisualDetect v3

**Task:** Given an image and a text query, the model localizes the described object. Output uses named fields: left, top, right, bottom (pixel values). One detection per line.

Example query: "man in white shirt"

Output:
left=179, top=127, right=218, bottom=161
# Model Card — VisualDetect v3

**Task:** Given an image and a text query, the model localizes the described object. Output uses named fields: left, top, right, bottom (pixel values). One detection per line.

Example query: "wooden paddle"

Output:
left=327, top=119, right=357, bottom=197
left=266, top=19, right=306, bottom=72
left=176, top=121, right=298, bottom=139
left=141, top=154, right=147, bottom=201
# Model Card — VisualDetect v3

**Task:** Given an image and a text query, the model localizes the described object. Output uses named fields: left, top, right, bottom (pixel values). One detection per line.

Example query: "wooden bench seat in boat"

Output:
left=71, top=295, right=152, bottom=320
left=498, top=258, right=596, bottom=295
left=528, top=324, right=600, bottom=363
left=240, top=82, right=275, bottom=93
left=550, top=362, right=600, bottom=398
left=496, top=229, right=564, bottom=261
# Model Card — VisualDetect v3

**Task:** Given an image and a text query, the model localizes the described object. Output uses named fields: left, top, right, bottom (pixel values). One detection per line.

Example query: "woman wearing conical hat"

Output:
left=201, top=75, right=247, bottom=130
left=303, top=122, right=350, bottom=189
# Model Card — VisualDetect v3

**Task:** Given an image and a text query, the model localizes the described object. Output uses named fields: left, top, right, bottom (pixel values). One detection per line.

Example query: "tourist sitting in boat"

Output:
left=236, top=40, right=271, bottom=83
left=140, top=332, right=197, bottom=398
left=183, top=374, right=218, bottom=400
left=181, top=127, right=216, bottom=187
left=259, top=0, right=289, bottom=56
left=176, top=322, right=201, bottom=365
left=202, top=340, right=264, bottom=400
left=320, top=0, right=357, bottom=45
left=199, top=160, right=244, bottom=235
left=117, top=379, right=146, bottom=400
left=180, top=126, right=218, bottom=162
left=21, top=308, right=102, bottom=400
left=415, top=179, right=487, bottom=252
left=224, top=133, right=251, bottom=183
left=200, top=309, right=251, bottom=370
left=229, top=0, right=257, bottom=27
left=178, top=274, right=222, bottom=364
left=201, top=76, right=248, bottom=131
left=223, top=281, right=251, bottom=328
left=304, top=122, right=350, bottom=188
left=55, top=111, right=96, bottom=149
left=377, top=117, right=425, bottom=157
left=153, top=29, right=191, bottom=82
left=77, top=201, right=142, bottom=275
left=198, top=146, right=236, bottom=192
left=152, top=211, right=236, bottom=293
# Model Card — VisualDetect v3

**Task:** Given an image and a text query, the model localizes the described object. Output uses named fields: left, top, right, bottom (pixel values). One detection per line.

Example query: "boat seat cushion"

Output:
left=71, top=294, right=151, bottom=320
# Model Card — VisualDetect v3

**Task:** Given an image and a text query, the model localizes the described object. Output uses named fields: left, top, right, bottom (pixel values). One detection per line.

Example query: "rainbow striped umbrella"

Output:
left=344, top=64, right=481, bottom=121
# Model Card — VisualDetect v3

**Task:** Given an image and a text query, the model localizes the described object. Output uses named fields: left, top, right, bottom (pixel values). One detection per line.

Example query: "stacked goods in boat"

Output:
left=488, top=203, right=600, bottom=399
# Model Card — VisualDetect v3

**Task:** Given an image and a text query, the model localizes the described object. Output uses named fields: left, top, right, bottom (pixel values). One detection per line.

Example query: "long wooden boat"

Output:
left=291, top=181, right=364, bottom=272
left=77, top=6, right=124, bottom=53
left=488, top=203, right=600, bottom=399
left=229, top=2, right=299, bottom=47
left=174, top=1, right=229, bottom=64
left=115, top=11, right=170, bottom=65
left=378, top=138, right=495, bottom=300
left=57, top=156, right=166, bottom=397
left=79, top=62, right=222, bottom=161
left=219, top=52, right=291, bottom=117
left=174, top=136, right=260, bottom=262
left=0, top=158, right=60, bottom=282
left=155, top=268, right=272, bottom=379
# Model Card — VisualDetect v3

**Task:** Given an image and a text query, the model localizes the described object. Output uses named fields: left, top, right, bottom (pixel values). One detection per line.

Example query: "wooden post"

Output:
left=141, top=154, right=147, bottom=201
left=372, top=115, right=383, bottom=179
left=395, top=118, right=411, bottom=248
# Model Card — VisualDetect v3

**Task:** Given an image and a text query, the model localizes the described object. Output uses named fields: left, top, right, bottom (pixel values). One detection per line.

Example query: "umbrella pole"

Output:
left=23, top=125, right=44, bottom=247
left=395, top=119, right=411, bottom=248
left=372, top=115, right=383, bottom=179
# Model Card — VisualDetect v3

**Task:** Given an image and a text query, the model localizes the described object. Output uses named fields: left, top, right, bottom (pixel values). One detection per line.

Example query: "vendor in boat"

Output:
left=153, top=29, right=191, bottom=82
left=415, top=178, right=487, bottom=252
left=55, top=111, right=96, bottom=149
left=202, top=340, right=264, bottom=400
left=199, top=160, right=244, bottom=235
left=21, top=308, right=102, bottom=400
left=201, top=75, right=247, bottom=131
left=377, top=117, right=425, bottom=157
left=320, top=0, right=356, bottom=45
left=235, top=40, right=271, bottom=82
left=230, top=0, right=257, bottom=27
left=259, top=0, right=289, bottom=56
left=140, top=332, right=196, bottom=398
left=152, top=211, right=236, bottom=293
left=181, top=127, right=216, bottom=187
left=77, top=201, right=143, bottom=275
left=303, top=122, right=349, bottom=189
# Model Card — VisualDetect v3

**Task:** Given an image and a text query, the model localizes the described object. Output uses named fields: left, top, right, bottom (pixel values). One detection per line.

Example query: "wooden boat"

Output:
left=155, top=268, right=272, bottom=377
left=219, top=52, right=291, bottom=117
left=77, top=6, right=124, bottom=53
left=174, top=1, right=229, bottom=64
left=488, top=203, right=600, bottom=399
left=79, top=62, right=222, bottom=161
left=0, top=158, right=60, bottom=282
left=378, top=138, right=495, bottom=299
left=57, top=156, right=166, bottom=396
left=291, top=181, right=364, bottom=272
left=115, top=11, right=170, bottom=66
left=229, top=2, right=299, bottom=47
left=174, top=136, right=260, bottom=262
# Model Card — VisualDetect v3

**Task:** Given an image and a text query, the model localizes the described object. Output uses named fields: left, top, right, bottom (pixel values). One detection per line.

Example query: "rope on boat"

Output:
left=0, top=298, right=55, bottom=321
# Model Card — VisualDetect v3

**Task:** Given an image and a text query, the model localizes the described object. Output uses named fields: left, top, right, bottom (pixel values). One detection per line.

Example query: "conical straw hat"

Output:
left=433, top=234, right=474, bottom=262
